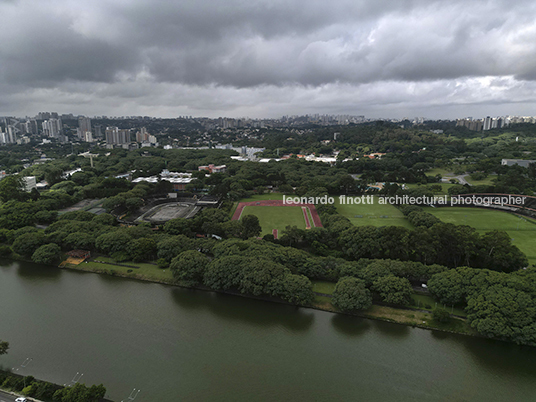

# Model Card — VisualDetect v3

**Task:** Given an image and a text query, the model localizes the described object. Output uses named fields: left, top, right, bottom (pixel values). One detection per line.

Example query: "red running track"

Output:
left=232, top=200, right=323, bottom=227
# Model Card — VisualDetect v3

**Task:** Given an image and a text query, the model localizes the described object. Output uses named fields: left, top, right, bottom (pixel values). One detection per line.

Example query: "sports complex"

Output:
left=232, top=195, right=322, bottom=238
left=233, top=193, right=536, bottom=265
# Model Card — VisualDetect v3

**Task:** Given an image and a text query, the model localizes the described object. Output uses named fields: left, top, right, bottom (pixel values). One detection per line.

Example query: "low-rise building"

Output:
left=198, top=164, right=227, bottom=173
left=501, top=159, right=536, bottom=168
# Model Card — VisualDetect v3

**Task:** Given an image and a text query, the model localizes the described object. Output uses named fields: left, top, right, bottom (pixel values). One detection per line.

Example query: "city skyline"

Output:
left=1, top=0, right=536, bottom=119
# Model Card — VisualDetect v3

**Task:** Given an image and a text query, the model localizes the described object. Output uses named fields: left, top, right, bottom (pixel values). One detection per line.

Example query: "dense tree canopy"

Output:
left=170, top=250, right=210, bottom=285
left=372, top=275, right=413, bottom=305
left=332, top=277, right=372, bottom=312
left=32, top=243, right=62, bottom=265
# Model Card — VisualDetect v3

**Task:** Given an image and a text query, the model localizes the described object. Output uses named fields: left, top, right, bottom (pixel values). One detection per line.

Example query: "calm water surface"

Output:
left=1, top=260, right=535, bottom=401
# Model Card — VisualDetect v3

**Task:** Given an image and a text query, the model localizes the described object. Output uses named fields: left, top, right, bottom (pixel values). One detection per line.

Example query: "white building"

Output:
left=22, top=176, right=37, bottom=192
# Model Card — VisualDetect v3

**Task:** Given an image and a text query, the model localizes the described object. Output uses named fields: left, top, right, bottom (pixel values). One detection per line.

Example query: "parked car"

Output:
left=15, top=397, right=28, bottom=402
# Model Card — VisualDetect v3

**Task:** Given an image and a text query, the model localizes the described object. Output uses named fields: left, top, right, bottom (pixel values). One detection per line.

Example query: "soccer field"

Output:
left=240, top=205, right=307, bottom=236
left=334, top=196, right=413, bottom=229
left=423, top=207, right=536, bottom=265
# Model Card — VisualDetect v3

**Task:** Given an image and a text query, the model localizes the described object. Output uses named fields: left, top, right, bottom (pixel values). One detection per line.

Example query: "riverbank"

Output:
left=60, top=256, right=478, bottom=339
left=0, top=369, right=112, bottom=402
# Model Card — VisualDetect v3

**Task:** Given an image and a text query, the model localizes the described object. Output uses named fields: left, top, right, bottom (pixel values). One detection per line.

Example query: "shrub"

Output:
left=433, top=307, right=451, bottom=323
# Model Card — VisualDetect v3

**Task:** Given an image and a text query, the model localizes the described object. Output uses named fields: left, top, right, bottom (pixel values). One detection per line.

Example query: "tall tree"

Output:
left=170, top=250, right=210, bottom=285
left=240, top=214, right=262, bottom=239
left=372, top=275, right=413, bottom=305
left=0, top=176, right=25, bottom=202
left=332, top=277, right=372, bottom=312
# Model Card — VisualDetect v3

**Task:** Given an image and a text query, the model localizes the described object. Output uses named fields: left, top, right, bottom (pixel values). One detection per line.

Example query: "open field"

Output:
left=335, top=196, right=413, bottom=229
left=426, top=165, right=472, bottom=177
left=426, top=167, right=454, bottom=176
left=312, top=280, right=336, bottom=294
left=423, top=207, right=536, bottom=265
left=411, top=293, right=467, bottom=317
left=465, top=174, right=498, bottom=186
left=230, top=193, right=285, bottom=217
left=76, top=256, right=175, bottom=282
left=240, top=205, right=306, bottom=236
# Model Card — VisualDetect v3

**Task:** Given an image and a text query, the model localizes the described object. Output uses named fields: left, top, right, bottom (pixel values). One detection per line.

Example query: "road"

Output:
left=442, top=174, right=470, bottom=185
left=0, top=390, right=24, bottom=402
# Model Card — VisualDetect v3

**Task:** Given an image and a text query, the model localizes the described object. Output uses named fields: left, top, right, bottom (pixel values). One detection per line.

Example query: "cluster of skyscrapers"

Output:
left=456, top=115, right=536, bottom=131
left=105, top=126, right=131, bottom=145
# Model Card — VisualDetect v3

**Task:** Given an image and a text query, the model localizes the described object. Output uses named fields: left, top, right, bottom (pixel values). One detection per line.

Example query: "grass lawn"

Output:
left=80, top=256, right=175, bottom=282
left=411, top=293, right=467, bottom=317
left=240, top=205, right=306, bottom=236
left=423, top=207, right=536, bottom=266
left=305, top=207, right=314, bottom=227
left=335, top=196, right=413, bottom=229
left=426, top=165, right=471, bottom=178
left=426, top=167, right=455, bottom=176
left=312, top=280, right=336, bottom=294
left=231, top=193, right=286, bottom=218
left=311, top=299, right=475, bottom=335
left=362, top=305, right=472, bottom=333
left=464, top=174, right=498, bottom=186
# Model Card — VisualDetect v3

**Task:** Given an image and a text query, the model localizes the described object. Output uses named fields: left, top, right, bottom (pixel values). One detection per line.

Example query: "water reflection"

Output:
left=331, top=314, right=371, bottom=337
left=461, top=336, right=536, bottom=377
left=170, top=287, right=315, bottom=331
left=372, top=320, right=410, bottom=338
left=430, top=329, right=450, bottom=341
left=0, top=260, right=15, bottom=268
left=17, top=263, right=62, bottom=281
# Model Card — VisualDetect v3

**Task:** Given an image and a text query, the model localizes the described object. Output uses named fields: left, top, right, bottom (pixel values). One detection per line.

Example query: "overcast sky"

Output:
left=1, top=0, right=536, bottom=119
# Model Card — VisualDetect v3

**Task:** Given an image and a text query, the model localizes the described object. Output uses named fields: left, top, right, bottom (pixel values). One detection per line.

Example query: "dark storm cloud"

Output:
left=93, top=0, right=536, bottom=87
left=0, top=5, right=140, bottom=85
left=1, top=0, right=536, bottom=117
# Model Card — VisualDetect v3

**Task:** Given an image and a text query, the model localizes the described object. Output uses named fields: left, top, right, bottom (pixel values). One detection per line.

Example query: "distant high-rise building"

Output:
left=136, top=127, right=150, bottom=143
left=483, top=116, right=492, bottom=131
left=83, top=131, right=93, bottom=142
left=7, top=125, right=19, bottom=143
left=106, top=127, right=130, bottom=145
left=24, top=120, right=38, bottom=135
left=42, top=118, right=62, bottom=138
left=37, top=112, right=51, bottom=120
left=94, top=125, right=103, bottom=139
left=78, top=116, right=91, bottom=134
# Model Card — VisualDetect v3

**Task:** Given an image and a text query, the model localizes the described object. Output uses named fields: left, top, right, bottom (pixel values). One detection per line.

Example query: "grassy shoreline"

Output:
left=61, top=257, right=479, bottom=339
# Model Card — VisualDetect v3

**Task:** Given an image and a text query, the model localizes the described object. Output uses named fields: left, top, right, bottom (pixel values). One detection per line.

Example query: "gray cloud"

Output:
left=1, top=0, right=536, bottom=118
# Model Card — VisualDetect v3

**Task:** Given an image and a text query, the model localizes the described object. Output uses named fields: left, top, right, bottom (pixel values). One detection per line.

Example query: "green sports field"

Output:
left=240, top=205, right=307, bottom=236
left=334, top=196, right=413, bottom=229
left=423, top=207, right=536, bottom=265
left=230, top=193, right=284, bottom=217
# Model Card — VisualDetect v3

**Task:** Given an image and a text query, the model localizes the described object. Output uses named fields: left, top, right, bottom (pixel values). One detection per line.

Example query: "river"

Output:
left=1, top=260, right=535, bottom=401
